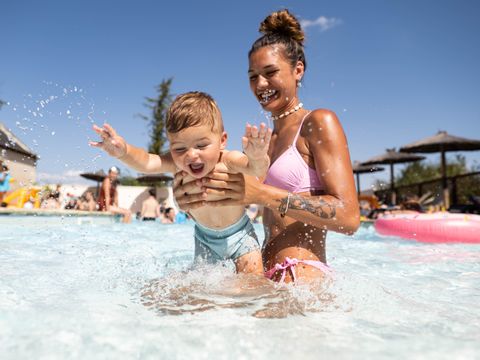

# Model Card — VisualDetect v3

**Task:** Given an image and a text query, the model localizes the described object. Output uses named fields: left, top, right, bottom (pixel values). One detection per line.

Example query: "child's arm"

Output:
left=90, top=123, right=176, bottom=174
left=224, top=123, right=272, bottom=177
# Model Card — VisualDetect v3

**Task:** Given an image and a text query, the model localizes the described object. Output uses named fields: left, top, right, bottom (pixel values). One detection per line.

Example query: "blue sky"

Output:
left=1, top=0, right=479, bottom=190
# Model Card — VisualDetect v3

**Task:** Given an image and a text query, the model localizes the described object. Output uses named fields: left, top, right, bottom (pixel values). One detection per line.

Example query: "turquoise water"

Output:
left=1, top=215, right=479, bottom=359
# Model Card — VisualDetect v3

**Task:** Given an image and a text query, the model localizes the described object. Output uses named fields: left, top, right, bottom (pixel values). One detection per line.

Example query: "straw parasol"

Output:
left=360, top=149, right=425, bottom=204
left=80, top=169, right=107, bottom=182
left=399, top=131, right=480, bottom=208
left=136, top=173, right=173, bottom=185
left=80, top=169, right=107, bottom=196
left=352, top=161, right=384, bottom=196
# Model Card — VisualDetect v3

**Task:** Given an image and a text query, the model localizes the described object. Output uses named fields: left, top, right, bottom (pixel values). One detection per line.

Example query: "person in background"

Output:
left=77, top=191, right=97, bottom=211
left=162, top=207, right=176, bottom=224
left=64, top=194, right=79, bottom=210
left=97, top=166, right=132, bottom=223
left=41, top=191, right=60, bottom=209
left=141, top=188, right=160, bottom=221
left=0, top=163, right=11, bottom=205
left=51, top=184, right=62, bottom=205
left=175, top=210, right=188, bottom=224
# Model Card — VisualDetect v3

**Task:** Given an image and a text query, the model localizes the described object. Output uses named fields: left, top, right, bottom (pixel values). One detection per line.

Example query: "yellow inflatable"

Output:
left=2, top=187, right=41, bottom=208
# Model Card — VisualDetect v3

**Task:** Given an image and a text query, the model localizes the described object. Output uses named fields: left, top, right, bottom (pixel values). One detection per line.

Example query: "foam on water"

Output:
left=0, top=217, right=479, bottom=359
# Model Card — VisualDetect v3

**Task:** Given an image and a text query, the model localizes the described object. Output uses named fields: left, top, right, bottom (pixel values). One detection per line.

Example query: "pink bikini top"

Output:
left=264, top=112, right=324, bottom=193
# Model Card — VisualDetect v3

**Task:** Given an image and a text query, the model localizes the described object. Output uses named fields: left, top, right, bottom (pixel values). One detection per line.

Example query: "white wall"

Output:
left=50, top=184, right=177, bottom=212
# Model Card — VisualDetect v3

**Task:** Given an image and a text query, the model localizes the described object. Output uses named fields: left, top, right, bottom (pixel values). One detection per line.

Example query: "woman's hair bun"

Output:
left=259, top=9, right=305, bottom=45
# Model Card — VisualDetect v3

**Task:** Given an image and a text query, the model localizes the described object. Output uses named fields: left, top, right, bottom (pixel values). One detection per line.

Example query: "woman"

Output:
left=98, top=166, right=132, bottom=223
left=175, top=9, right=359, bottom=282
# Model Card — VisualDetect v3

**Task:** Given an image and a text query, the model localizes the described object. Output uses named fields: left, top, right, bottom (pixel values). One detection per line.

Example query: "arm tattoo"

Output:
left=278, top=194, right=337, bottom=219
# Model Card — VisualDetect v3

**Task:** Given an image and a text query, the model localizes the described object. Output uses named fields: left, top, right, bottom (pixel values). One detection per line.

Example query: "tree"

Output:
left=374, top=155, right=480, bottom=204
left=118, top=175, right=142, bottom=186
left=139, top=78, right=174, bottom=154
left=396, top=154, right=468, bottom=186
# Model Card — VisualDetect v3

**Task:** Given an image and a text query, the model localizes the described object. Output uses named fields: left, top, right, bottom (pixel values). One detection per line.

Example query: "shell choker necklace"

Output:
left=271, top=103, right=303, bottom=121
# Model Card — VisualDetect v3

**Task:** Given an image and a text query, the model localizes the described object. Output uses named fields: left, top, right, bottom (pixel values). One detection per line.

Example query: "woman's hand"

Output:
left=173, top=171, right=207, bottom=211
left=200, top=171, right=247, bottom=205
left=173, top=164, right=262, bottom=210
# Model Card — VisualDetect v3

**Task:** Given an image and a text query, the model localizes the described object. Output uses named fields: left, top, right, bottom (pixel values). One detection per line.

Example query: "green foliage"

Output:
left=117, top=176, right=142, bottom=186
left=374, top=155, right=480, bottom=204
left=396, top=154, right=468, bottom=186
left=139, top=78, right=174, bottom=155
left=0, top=99, right=5, bottom=110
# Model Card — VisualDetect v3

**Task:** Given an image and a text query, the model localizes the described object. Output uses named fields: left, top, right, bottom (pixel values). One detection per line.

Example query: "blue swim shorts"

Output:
left=194, top=214, right=260, bottom=263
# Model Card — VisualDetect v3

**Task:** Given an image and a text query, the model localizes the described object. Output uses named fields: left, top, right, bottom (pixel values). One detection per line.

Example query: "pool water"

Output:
left=1, top=216, right=479, bottom=359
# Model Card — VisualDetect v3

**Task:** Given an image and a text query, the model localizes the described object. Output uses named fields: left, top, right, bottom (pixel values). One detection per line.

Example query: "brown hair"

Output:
left=166, top=91, right=224, bottom=134
left=249, top=9, right=307, bottom=72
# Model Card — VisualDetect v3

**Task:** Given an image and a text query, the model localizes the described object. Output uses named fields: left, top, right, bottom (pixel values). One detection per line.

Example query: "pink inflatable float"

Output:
left=374, top=213, right=480, bottom=243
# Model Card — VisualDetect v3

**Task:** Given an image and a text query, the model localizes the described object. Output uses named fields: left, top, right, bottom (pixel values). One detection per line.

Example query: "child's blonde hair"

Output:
left=166, top=91, right=224, bottom=134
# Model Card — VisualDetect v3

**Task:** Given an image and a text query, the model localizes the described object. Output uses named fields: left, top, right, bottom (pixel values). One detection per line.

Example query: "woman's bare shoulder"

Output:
left=307, top=109, right=340, bottom=127
left=304, top=109, right=344, bottom=143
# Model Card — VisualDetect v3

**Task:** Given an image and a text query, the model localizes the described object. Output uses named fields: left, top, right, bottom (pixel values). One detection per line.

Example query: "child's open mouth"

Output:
left=189, top=163, right=205, bottom=175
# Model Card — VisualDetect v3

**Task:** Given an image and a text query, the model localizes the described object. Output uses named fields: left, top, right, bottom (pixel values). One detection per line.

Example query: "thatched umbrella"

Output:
left=80, top=169, right=107, bottom=196
left=80, top=169, right=107, bottom=182
left=360, top=149, right=425, bottom=204
left=136, top=173, right=173, bottom=185
left=400, top=131, right=480, bottom=208
left=352, top=161, right=384, bottom=196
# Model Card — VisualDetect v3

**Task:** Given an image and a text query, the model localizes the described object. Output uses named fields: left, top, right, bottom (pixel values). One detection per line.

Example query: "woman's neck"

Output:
left=270, top=96, right=300, bottom=117
left=272, top=108, right=308, bottom=132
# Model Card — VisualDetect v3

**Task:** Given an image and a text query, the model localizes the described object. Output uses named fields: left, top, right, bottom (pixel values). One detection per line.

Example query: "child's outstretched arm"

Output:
left=90, top=123, right=176, bottom=174
left=224, top=123, right=272, bottom=177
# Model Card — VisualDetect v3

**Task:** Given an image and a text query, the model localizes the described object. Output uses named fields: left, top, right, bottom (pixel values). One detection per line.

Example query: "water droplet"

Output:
left=51, top=131, right=55, bottom=136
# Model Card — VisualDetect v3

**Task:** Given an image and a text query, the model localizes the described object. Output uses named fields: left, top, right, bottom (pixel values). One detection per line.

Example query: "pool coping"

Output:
left=0, top=207, right=116, bottom=217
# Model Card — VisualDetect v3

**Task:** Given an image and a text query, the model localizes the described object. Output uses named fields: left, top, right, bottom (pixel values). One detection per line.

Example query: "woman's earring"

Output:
left=297, top=80, right=302, bottom=88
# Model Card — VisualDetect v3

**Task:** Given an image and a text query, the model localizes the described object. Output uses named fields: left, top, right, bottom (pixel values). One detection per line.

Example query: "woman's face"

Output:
left=248, top=45, right=304, bottom=114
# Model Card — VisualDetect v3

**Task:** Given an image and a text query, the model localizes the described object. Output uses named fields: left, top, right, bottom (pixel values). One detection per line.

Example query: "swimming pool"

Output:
left=1, top=216, right=479, bottom=359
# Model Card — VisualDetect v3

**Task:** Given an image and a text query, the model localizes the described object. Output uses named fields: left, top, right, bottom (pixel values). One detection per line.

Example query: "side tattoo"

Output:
left=278, top=194, right=337, bottom=219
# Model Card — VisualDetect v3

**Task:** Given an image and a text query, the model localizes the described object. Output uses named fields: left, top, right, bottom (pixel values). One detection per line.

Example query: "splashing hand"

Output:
left=90, top=123, right=127, bottom=158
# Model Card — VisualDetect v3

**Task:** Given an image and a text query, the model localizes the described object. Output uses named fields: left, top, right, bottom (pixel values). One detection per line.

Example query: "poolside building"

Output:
left=0, top=121, right=38, bottom=191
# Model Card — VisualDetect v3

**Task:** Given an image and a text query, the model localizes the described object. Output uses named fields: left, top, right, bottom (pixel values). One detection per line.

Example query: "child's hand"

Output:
left=242, top=123, right=272, bottom=160
left=90, top=123, right=127, bottom=158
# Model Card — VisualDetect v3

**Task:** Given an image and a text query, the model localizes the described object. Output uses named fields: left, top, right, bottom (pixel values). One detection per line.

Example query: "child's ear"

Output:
left=220, top=131, right=228, bottom=149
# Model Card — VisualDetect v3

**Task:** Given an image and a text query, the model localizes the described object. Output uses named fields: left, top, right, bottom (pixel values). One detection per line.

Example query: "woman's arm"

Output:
left=103, top=178, right=112, bottom=211
left=289, top=109, right=359, bottom=233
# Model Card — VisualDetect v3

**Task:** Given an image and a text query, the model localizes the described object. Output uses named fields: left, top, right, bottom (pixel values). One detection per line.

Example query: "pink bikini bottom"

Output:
left=265, top=256, right=332, bottom=283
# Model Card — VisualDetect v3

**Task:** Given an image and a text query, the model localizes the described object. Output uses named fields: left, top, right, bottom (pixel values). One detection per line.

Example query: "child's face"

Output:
left=168, top=124, right=227, bottom=179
